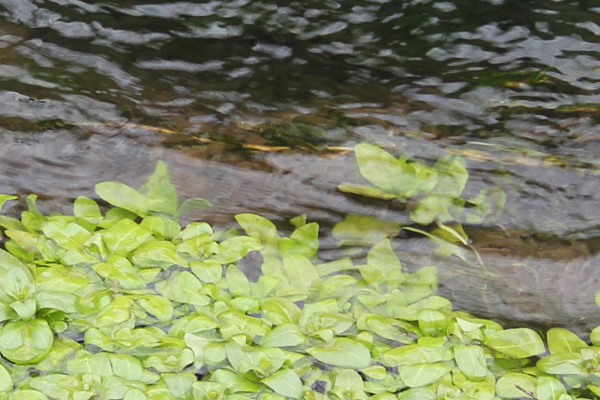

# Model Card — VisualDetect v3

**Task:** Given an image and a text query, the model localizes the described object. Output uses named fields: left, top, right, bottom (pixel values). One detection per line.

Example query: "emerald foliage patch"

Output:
left=0, top=149, right=596, bottom=399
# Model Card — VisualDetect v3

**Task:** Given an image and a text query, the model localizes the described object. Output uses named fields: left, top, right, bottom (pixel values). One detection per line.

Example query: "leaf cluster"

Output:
left=339, top=143, right=506, bottom=226
left=0, top=158, right=596, bottom=400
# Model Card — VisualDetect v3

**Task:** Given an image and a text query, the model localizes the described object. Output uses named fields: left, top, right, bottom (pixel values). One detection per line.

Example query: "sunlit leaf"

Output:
left=547, top=328, right=588, bottom=355
left=261, top=324, right=305, bottom=347
left=162, top=372, right=196, bottom=398
left=102, top=219, right=152, bottom=256
left=399, top=362, right=450, bottom=387
left=138, top=160, right=179, bottom=217
left=261, top=297, right=301, bottom=325
left=0, top=319, right=54, bottom=364
left=307, top=338, right=371, bottom=369
left=495, top=372, right=537, bottom=398
left=95, top=181, right=149, bottom=217
left=483, top=328, right=545, bottom=358
left=226, top=265, right=251, bottom=297
left=454, top=344, right=487, bottom=380
left=262, top=369, right=303, bottom=399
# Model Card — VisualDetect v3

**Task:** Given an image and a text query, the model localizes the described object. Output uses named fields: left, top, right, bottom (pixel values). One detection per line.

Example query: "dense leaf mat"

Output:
left=0, top=158, right=597, bottom=400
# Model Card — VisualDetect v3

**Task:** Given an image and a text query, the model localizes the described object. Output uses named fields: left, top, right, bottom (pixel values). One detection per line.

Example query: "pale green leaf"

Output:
left=307, top=338, right=371, bottom=369
left=262, top=369, right=303, bottom=399
left=102, top=219, right=152, bottom=256
left=483, top=328, right=545, bottom=358
left=0, top=319, right=54, bottom=364
left=95, top=181, right=149, bottom=217
left=496, top=372, right=537, bottom=398
left=454, top=344, right=487, bottom=380
left=399, top=362, right=450, bottom=387
left=547, top=328, right=588, bottom=354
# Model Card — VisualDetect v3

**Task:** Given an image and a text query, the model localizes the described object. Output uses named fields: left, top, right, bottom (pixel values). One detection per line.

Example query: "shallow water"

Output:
left=1, top=0, right=600, bottom=333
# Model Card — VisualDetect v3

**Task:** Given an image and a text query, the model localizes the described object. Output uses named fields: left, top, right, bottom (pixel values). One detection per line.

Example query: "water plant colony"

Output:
left=0, top=143, right=597, bottom=400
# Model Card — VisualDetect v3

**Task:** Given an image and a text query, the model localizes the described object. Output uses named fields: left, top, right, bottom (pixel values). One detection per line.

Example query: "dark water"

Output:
left=2, top=0, right=600, bottom=332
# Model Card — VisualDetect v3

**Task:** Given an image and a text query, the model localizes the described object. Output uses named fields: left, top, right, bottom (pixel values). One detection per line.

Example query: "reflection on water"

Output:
left=1, top=0, right=600, bottom=330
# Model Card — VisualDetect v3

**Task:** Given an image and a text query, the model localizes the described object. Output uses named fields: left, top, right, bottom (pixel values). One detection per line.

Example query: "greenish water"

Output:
left=1, top=0, right=600, bottom=332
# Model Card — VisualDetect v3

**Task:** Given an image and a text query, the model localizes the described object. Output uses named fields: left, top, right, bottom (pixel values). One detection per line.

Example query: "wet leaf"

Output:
left=226, top=265, right=251, bottom=297
left=454, top=344, right=487, bottom=380
left=262, top=369, right=303, bottom=399
left=138, top=160, right=179, bottom=217
left=235, top=213, right=280, bottom=245
left=162, top=372, right=196, bottom=398
left=190, top=259, right=222, bottom=283
left=0, top=364, right=13, bottom=391
left=483, top=328, right=545, bottom=358
left=178, top=197, right=212, bottom=216
left=307, top=338, right=371, bottom=369
left=0, top=319, right=54, bottom=364
left=547, top=328, right=588, bottom=354
left=216, top=236, right=262, bottom=264
left=102, top=219, right=152, bottom=256
left=132, top=240, right=181, bottom=269
left=261, top=324, right=305, bottom=347
left=537, top=376, right=567, bottom=400
left=399, top=362, right=450, bottom=387
left=332, top=214, right=402, bottom=246
left=261, top=297, right=301, bottom=325
left=96, top=181, right=149, bottom=217
left=496, top=372, right=537, bottom=398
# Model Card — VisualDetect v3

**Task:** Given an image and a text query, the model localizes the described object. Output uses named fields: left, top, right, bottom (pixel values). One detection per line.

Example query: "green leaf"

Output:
left=399, top=362, right=450, bottom=387
left=537, top=376, right=567, bottom=400
left=278, top=222, right=319, bottom=258
left=138, top=160, right=179, bottom=217
left=226, top=265, right=251, bottom=297
left=102, top=219, right=152, bottom=256
left=3, top=266, right=35, bottom=301
left=155, top=271, right=210, bottom=307
left=261, top=324, right=305, bottom=347
left=190, top=260, right=222, bottom=283
left=536, top=353, right=584, bottom=375
left=162, top=372, right=196, bottom=398
left=95, top=181, right=149, bottom=217
left=131, top=240, right=181, bottom=269
left=307, top=338, right=371, bottom=369
left=381, top=343, right=453, bottom=367
left=283, top=255, right=320, bottom=293
left=0, top=319, right=54, bottom=364
left=92, top=256, right=147, bottom=290
left=454, top=344, right=487, bottom=380
left=483, top=328, right=545, bottom=358
left=0, top=194, right=17, bottom=213
left=178, top=197, right=212, bottom=216
left=360, top=238, right=404, bottom=285
left=262, top=369, right=303, bottom=399
left=109, top=354, right=144, bottom=380
left=35, top=291, right=78, bottom=314
left=261, top=298, right=301, bottom=325
left=216, top=236, right=262, bottom=264
left=547, top=328, right=588, bottom=354
left=140, top=216, right=181, bottom=240
left=0, top=364, right=13, bottom=391
left=135, top=295, right=174, bottom=322
left=432, top=155, right=468, bottom=198
left=337, top=183, right=397, bottom=200
left=235, top=214, right=280, bottom=245
left=332, top=214, right=402, bottom=246
left=354, top=143, right=409, bottom=195
left=495, top=372, right=537, bottom=398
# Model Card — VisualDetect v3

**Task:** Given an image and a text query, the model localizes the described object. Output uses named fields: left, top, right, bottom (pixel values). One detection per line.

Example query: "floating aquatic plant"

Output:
left=0, top=154, right=595, bottom=400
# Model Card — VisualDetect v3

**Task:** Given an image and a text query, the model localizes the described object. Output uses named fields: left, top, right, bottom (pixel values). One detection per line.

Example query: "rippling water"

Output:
left=1, top=0, right=600, bottom=331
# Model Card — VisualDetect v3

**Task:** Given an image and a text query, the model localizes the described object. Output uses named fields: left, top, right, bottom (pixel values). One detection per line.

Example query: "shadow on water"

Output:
left=1, top=0, right=600, bottom=333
